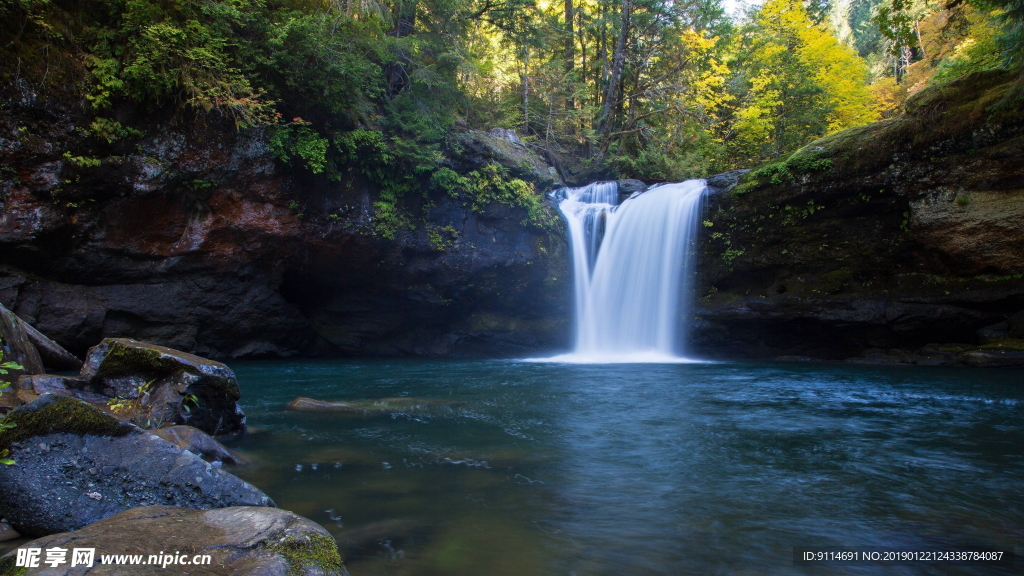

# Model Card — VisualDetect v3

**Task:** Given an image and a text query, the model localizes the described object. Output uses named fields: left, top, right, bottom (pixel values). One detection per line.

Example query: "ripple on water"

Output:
left=225, top=359, right=1024, bottom=576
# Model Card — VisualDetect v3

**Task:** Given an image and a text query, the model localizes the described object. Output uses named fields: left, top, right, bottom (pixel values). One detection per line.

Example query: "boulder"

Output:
left=338, top=518, right=432, bottom=561
left=0, top=303, right=43, bottom=380
left=977, top=320, right=1010, bottom=344
left=151, top=425, right=248, bottom=465
left=0, top=521, right=18, bottom=543
left=80, top=338, right=245, bottom=435
left=704, top=169, right=750, bottom=193
left=16, top=315, right=82, bottom=372
left=0, top=394, right=273, bottom=537
left=0, top=505, right=350, bottom=576
left=455, top=130, right=562, bottom=190
left=1010, top=310, right=1024, bottom=338
left=615, top=179, right=647, bottom=194
left=16, top=374, right=107, bottom=403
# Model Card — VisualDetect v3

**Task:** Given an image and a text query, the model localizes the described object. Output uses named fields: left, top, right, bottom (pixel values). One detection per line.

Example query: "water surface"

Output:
left=228, top=360, right=1024, bottom=575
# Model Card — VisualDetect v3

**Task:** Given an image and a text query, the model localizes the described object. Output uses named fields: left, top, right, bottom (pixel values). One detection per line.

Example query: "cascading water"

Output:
left=542, top=180, right=707, bottom=363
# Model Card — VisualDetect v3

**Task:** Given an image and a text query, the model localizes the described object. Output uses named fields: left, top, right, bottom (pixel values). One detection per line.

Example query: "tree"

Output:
left=728, top=0, right=876, bottom=163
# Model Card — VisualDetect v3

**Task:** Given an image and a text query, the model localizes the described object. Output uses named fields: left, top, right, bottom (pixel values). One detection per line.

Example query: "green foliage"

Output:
left=268, top=118, right=329, bottom=174
left=0, top=347, right=22, bottom=464
left=0, top=349, right=24, bottom=384
left=431, top=168, right=466, bottom=198
left=727, top=0, right=877, bottom=165
left=722, top=248, right=745, bottom=264
left=62, top=152, right=102, bottom=168
left=89, top=118, right=144, bottom=144
left=428, top=225, right=460, bottom=251
left=3, top=0, right=1015, bottom=198
left=333, top=129, right=439, bottom=238
left=746, top=149, right=833, bottom=187
left=933, top=10, right=1006, bottom=82
left=462, top=164, right=557, bottom=229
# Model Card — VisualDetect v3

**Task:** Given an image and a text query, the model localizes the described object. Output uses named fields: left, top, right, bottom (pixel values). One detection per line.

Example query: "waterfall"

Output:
left=543, top=180, right=707, bottom=363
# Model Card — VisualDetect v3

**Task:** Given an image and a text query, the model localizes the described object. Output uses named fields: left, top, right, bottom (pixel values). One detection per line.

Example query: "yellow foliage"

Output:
left=796, top=17, right=879, bottom=132
left=869, top=76, right=905, bottom=118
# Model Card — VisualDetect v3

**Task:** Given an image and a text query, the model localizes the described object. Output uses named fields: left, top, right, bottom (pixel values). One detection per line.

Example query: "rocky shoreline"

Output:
left=0, top=313, right=349, bottom=575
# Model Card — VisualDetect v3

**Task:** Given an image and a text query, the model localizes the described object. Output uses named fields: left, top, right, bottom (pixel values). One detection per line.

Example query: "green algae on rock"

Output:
left=0, top=393, right=132, bottom=452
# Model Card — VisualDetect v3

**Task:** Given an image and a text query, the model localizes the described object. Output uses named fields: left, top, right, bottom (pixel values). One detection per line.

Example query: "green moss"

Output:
left=0, top=395, right=133, bottom=451
left=977, top=338, right=1024, bottom=352
left=94, top=341, right=240, bottom=399
left=745, top=149, right=833, bottom=189
left=97, top=344, right=178, bottom=379
left=263, top=533, right=344, bottom=576
left=737, top=70, right=1023, bottom=196
left=463, top=163, right=559, bottom=231
left=0, top=554, right=28, bottom=576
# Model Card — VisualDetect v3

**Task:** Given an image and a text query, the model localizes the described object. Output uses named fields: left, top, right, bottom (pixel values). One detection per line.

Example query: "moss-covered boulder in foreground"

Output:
left=0, top=505, right=349, bottom=576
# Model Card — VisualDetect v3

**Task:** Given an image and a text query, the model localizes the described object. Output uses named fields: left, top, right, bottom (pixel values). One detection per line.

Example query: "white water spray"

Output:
left=540, top=180, right=707, bottom=363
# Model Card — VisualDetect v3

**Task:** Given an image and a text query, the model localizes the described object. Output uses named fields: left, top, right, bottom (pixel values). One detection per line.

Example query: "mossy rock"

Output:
left=0, top=393, right=131, bottom=451
left=264, top=532, right=346, bottom=576
left=81, top=338, right=240, bottom=399
left=976, top=338, right=1024, bottom=352
left=77, top=339, right=246, bottom=436
left=0, top=555, right=26, bottom=576
left=0, top=506, right=347, bottom=576
left=736, top=69, right=1023, bottom=195
left=0, top=395, right=273, bottom=536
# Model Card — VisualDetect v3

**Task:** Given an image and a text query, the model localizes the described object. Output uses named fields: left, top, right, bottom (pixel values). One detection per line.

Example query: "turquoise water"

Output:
left=227, top=360, right=1024, bottom=575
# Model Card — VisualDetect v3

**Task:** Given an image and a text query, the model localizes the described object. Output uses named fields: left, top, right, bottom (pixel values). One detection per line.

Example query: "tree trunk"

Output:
left=385, top=0, right=417, bottom=97
left=522, top=46, right=530, bottom=133
left=565, top=0, right=575, bottom=111
left=598, top=0, right=631, bottom=138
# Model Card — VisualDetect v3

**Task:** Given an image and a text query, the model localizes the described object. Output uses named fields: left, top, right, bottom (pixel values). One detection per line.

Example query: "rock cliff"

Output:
left=0, top=82, right=571, bottom=359
left=693, top=70, right=1024, bottom=360
left=3, top=68, right=1022, bottom=361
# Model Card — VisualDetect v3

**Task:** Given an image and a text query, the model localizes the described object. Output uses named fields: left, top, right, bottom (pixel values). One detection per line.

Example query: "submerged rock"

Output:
left=286, top=396, right=460, bottom=415
left=0, top=505, right=350, bottom=576
left=959, top=346, right=1024, bottom=367
left=339, top=518, right=432, bottom=561
left=0, top=522, right=18, bottom=543
left=0, top=394, right=273, bottom=537
left=151, top=425, right=248, bottom=465
left=80, top=338, right=245, bottom=435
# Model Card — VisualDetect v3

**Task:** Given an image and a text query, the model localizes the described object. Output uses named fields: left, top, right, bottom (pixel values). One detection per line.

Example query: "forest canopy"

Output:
left=1, top=0, right=1021, bottom=184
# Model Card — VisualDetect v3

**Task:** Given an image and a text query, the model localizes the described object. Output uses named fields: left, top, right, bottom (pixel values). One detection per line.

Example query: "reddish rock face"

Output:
left=8, top=69, right=1017, bottom=363
left=0, top=87, right=571, bottom=359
